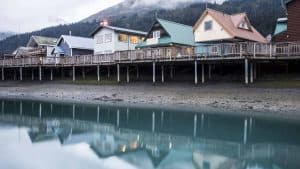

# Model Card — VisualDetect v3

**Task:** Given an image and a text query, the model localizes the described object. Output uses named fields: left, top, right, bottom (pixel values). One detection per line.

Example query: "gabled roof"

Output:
left=57, top=35, right=94, bottom=50
left=193, top=8, right=267, bottom=43
left=27, top=36, right=58, bottom=47
left=137, top=18, right=195, bottom=48
left=90, top=25, right=147, bottom=37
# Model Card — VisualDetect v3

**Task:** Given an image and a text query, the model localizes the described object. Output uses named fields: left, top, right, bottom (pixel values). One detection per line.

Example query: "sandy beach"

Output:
left=0, top=81, right=300, bottom=119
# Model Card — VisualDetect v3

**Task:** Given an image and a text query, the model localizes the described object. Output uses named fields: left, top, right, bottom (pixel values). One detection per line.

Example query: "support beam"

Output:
left=39, top=103, right=42, bottom=119
left=170, top=65, right=174, bottom=80
left=19, top=67, right=23, bottom=81
left=194, top=61, right=198, bottom=85
left=243, top=118, right=248, bottom=144
left=61, top=67, right=64, bottom=80
left=72, top=104, right=76, bottom=120
left=72, top=66, right=75, bottom=82
left=39, top=66, right=42, bottom=81
left=97, top=106, right=100, bottom=122
left=13, top=69, right=16, bottom=80
left=82, top=67, right=85, bottom=80
left=254, top=63, right=257, bottom=80
left=245, top=59, right=249, bottom=85
left=31, top=68, right=34, bottom=81
left=107, top=66, right=111, bottom=78
left=117, top=64, right=120, bottom=83
left=1, top=67, right=4, bottom=81
left=50, top=68, right=53, bottom=81
left=136, top=66, right=139, bottom=80
left=250, top=63, right=254, bottom=83
left=117, top=109, right=120, bottom=128
left=208, top=64, right=212, bottom=80
left=152, top=62, right=156, bottom=84
left=97, top=65, right=100, bottom=82
left=161, top=65, right=165, bottom=83
left=126, top=66, right=130, bottom=83
left=202, top=63, right=205, bottom=84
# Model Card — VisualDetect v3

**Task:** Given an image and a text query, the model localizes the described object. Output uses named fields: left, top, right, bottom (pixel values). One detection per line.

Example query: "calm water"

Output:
left=0, top=99, right=300, bottom=169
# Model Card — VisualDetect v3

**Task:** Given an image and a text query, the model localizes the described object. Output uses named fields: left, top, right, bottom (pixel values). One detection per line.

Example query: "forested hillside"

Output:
left=0, top=0, right=285, bottom=55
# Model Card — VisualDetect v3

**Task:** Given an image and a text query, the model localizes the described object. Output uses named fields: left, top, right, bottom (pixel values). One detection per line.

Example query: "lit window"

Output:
left=118, top=33, right=128, bottom=42
left=97, top=35, right=103, bottom=44
left=130, top=36, right=139, bottom=44
left=204, top=21, right=213, bottom=31
left=105, top=33, right=112, bottom=43
left=153, top=31, right=160, bottom=39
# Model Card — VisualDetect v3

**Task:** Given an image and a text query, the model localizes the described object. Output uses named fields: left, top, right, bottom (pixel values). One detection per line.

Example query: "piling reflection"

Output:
left=0, top=99, right=300, bottom=169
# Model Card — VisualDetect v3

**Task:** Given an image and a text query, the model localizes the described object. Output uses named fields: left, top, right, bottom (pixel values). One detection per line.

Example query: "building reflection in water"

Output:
left=0, top=99, right=300, bottom=169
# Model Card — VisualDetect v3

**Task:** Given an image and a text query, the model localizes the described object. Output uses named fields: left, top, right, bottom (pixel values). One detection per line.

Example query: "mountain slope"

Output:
left=0, top=0, right=285, bottom=55
left=0, top=32, right=15, bottom=41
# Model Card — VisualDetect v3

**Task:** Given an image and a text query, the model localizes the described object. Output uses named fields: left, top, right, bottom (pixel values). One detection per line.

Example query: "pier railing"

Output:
left=1, top=42, right=300, bottom=67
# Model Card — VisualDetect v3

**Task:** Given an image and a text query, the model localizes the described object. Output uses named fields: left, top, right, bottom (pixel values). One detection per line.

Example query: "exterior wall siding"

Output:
left=287, top=0, right=300, bottom=41
left=59, top=40, right=71, bottom=56
left=72, top=49, right=93, bottom=56
left=94, top=28, right=116, bottom=54
left=194, top=14, right=232, bottom=42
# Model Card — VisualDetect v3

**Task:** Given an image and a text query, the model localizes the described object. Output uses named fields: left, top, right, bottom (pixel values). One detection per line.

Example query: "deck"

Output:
left=1, top=42, right=300, bottom=68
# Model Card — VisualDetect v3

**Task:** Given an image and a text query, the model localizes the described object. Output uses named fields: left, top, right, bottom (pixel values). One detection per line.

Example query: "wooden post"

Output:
left=19, top=67, right=22, bottom=81
left=245, top=59, right=249, bottom=85
left=153, top=62, right=156, bottom=84
left=136, top=66, right=139, bottom=80
left=97, top=65, right=100, bottom=82
left=202, top=63, right=205, bottom=84
left=126, top=66, right=130, bottom=83
left=13, top=69, right=16, bottom=80
left=1, top=67, right=4, bottom=81
left=39, top=66, right=42, bottom=81
left=72, top=66, right=75, bottom=82
left=243, top=118, right=248, bottom=144
left=250, top=63, right=254, bottom=83
left=117, top=64, right=120, bottom=83
left=31, top=68, right=34, bottom=81
left=254, top=63, right=257, bottom=80
left=170, top=65, right=174, bottom=80
left=82, top=67, right=85, bottom=80
left=117, top=109, right=120, bottom=128
left=50, top=68, right=53, bottom=81
left=61, top=67, right=64, bottom=80
left=107, top=66, right=110, bottom=78
left=194, top=61, right=198, bottom=85
left=161, top=65, right=164, bottom=83
left=208, top=64, right=212, bottom=80
left=152, top=112, right=155, bottom=133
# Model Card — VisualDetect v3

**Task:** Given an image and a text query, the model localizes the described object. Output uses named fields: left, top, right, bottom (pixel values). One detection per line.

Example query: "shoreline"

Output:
left=0, top=81, right=300, bottom=121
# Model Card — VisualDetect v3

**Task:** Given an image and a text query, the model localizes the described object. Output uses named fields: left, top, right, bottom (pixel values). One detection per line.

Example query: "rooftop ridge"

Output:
left=157, top=18, right=192, bottom=28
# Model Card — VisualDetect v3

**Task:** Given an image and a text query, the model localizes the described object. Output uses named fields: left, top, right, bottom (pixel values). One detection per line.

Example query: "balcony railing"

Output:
left=0, top=42, right=300, bottom=67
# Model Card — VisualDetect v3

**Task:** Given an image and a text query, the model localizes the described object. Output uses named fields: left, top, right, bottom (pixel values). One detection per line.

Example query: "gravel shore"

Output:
left=0, top=81, right=300, bottom=120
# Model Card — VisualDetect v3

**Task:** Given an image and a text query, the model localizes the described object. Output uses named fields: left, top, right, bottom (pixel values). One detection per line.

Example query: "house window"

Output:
left=130, top=36, right=139, bottom=44
left=118, top=33, right=128, bottom=42
left=105, top=33, right=112, bottom=43
left=97, top=35, right=103, bottom=44
left=204, top=21, right=213, bottom=31
left=153, top=31, right=160, bottom=39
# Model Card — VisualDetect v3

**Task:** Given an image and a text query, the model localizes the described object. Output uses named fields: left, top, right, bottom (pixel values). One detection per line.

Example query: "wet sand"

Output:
left=0, top=81, right=300, bottom=120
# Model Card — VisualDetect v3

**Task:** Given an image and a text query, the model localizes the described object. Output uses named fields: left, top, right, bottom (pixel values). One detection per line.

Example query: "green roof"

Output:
left=273, top=18, right=288, bottom=36
left=136, top=18, right=195, bottom=48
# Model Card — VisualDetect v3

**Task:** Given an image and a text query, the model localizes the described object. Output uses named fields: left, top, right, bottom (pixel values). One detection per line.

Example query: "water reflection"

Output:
left=0, top=99, right=300, bottom=169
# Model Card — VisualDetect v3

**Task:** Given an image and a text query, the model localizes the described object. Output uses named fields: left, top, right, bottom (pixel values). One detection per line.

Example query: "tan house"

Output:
left=193, top=8, right=267, bottom=43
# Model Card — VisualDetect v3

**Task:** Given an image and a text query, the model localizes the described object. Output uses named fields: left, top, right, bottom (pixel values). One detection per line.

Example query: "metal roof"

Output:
left=274, top=18, right=288, bottom=36
left=136, top=18, right=195, bottom=48
left=57, top=35, right=94, bottom=50
left=90, top=25, right=147, bottom=37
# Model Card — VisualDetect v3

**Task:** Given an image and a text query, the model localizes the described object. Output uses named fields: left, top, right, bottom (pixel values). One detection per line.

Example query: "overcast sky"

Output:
left=0, top=0, right=123, bottom=33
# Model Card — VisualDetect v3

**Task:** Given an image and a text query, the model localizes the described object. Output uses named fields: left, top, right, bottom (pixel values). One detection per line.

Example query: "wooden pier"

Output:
left=1, top=42, right=300, bottom=84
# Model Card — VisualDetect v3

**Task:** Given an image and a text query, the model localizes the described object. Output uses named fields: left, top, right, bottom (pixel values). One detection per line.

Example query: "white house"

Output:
left=90, top=25, right=147, bottom=55
left=193, top=8, right=267, bottom=43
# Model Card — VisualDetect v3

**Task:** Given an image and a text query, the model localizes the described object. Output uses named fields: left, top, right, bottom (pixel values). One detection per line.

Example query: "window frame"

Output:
left=105, top=33, right=112, bottom=43
left=204, top=20, right=213, bottom=31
